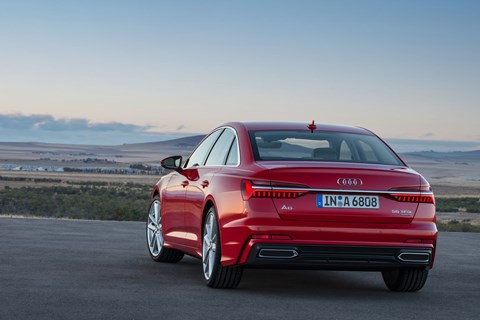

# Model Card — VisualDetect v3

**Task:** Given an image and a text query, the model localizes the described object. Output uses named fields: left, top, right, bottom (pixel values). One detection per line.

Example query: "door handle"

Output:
left=201, top=180, right=209, bottom=188
left=181, top=180, right=189, bottom=188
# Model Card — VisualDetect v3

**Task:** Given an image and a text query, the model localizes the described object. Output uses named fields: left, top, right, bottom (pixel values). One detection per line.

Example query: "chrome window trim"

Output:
left=188, top=126, right=241, bottom=169
left=184, top=128, right=224, bottom=169
left=222, top=126, right=241, bottom=168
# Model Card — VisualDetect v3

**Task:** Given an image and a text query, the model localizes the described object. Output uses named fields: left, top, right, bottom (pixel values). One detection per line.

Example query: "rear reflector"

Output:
left=251, top=234, right=292, bottom=240
left=405, top=239, right=422, bottom=243
left=252, top=234, right=272, bottom=240
left=406, top=239, right=436, bottom=244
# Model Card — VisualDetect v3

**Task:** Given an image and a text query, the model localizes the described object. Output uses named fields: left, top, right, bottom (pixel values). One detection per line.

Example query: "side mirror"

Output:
left=160, top=155, right=183, bottom=172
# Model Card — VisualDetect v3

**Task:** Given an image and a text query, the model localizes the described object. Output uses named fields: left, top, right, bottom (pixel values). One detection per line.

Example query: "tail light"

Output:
left=390, top=194, right=435, bottom=204
left=241, top=180, right=308, bottom=200
left=389, top=185, right=435, bottom=204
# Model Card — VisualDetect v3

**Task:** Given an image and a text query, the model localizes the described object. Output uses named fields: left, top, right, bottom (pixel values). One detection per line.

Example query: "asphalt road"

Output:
left=1, top=217, right=479, bottom=320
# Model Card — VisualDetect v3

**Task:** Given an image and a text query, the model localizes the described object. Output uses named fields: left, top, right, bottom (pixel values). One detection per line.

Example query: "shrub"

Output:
left=0, top=185, right=150, bottom=221
left=436, top=198, right=480, bottom=213
left=437, top=220, right=480, bottom=232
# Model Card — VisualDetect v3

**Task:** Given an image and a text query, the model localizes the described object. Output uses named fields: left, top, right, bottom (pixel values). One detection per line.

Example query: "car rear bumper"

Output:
left=244, top=244, right=433, bottom=271
left=219, top=217, right=437, bottom=268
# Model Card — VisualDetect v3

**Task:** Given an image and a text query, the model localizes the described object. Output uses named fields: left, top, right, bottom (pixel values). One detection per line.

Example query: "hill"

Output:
left=0, top=137, right=479, bottom=190
left=118, top=135, right=204, bottom=151
left=401, top=150, right=480, bottom=162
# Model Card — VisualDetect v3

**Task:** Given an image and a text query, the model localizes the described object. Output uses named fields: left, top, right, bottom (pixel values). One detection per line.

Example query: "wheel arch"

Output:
left=152, top=174, right=174, bottom=200
left=201, top=197, right=223, bottom=253
left=151, top=187, right=160, bottom=199
left=202, top=198, right=217, bottom=231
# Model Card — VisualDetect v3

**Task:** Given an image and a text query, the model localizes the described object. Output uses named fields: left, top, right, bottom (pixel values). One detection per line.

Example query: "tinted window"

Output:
left=339, top=140, right=353, bottom=161
left=205, top=129, right=236, bottom=166
left=357, top=140, right=378, bottom=162
left=185, top=129, right=223, bottom=168
left=226, top=137, right=239, bottom=166
left=250, top=130, right=402, bottom=166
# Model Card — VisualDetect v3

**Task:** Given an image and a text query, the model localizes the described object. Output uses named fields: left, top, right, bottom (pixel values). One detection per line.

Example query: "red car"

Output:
left=146, top=121, right=437, bottom=291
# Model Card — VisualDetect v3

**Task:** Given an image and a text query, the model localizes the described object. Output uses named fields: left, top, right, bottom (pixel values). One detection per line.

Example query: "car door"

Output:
left=167, top=129, right=221, bottom=247
left=161, top=172, right=188, bottom=245
left=162, top=129, right=223, bottom=247
left=184, top=128, right=237, bottom=249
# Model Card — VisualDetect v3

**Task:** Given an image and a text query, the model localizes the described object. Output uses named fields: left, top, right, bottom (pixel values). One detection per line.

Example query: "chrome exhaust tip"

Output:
left=258, top=248, right=299, bottom=259
left=397, top=251, right=431, bottom=263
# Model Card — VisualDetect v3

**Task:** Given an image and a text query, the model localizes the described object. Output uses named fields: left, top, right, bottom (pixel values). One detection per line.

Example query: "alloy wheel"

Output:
left=147, top=199, right=163, bottom=257
left=202, top=211, right=217, bottom=280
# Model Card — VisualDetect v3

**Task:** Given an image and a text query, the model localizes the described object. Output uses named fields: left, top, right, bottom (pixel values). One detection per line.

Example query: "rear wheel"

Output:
left=146, top=196, right=184, bottom=263
left=382, top=268, right=429, bottom=292
left=202, top=206, right=243, bottom=288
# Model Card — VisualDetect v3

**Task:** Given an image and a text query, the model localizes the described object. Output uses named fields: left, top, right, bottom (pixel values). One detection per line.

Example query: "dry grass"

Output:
left=1, top=139, right=479, bottom=230
left=0, top=170, right=159, bottom=189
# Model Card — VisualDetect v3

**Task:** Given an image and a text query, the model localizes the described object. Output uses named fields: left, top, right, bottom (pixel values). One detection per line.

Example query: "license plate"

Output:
left=316, top=194, right=379, bottom=209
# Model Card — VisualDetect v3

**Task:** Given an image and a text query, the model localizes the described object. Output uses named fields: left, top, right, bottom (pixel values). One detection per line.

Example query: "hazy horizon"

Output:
left=0, top=115, right=479, bottom=153
left=1, top=1, right=479, bottom=142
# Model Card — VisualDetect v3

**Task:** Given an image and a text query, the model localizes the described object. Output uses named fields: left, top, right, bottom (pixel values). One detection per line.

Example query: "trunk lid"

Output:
left=260, top=161, right=422, bottom=223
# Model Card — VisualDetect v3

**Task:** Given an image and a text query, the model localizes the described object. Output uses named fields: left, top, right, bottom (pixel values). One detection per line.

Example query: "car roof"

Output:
left=224, top=121, right=373, bottom=135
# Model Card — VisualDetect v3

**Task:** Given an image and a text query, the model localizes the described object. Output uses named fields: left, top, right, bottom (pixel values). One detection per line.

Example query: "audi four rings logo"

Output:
left=337, top=178, right=363, bottom=186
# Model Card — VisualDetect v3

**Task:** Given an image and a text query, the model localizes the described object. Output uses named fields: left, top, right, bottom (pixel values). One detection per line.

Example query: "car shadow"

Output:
left=239, top=268, right=387, bottom=297
left=136, top=255, right=412, bottom=299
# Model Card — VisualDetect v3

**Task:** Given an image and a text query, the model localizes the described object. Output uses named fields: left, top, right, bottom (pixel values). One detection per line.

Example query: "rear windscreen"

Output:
left=249, top=130, right=403, bottom=166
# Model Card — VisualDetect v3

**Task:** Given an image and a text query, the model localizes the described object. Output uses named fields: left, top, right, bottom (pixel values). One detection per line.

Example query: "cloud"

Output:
left=0, top=113, right=198, bottom=145
left=423, top=132, right=435, bottom=138
left=0, top=113, right=52, bottom=130
left=176, top=125, right=186, bottom=131
left=0, top=113, right=152, bottom=133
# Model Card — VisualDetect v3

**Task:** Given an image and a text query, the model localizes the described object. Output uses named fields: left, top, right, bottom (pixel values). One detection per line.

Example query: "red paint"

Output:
left=153, top=121, right=437, bottom=272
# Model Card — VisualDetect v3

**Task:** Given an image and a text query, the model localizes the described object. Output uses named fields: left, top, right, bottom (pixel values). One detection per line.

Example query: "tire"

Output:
left=202, top=206, right=243, bottom=289
left=146, top=196, right=184, bottom=263
left=382, top=268, right=429, bottom=292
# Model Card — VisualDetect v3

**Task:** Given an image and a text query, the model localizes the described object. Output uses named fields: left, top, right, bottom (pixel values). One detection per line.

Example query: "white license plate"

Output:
left=316, top=194, right=379, bottom=209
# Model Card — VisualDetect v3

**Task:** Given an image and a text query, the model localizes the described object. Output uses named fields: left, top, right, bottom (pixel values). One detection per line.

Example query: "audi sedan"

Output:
left=146, top=121, right=437, bottom=291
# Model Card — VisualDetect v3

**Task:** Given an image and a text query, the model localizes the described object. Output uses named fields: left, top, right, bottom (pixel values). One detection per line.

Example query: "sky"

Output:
left=0, top=0, right=479, bottom=145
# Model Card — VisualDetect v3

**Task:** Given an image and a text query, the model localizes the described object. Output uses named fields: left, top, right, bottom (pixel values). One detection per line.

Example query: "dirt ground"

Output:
left=0, top=170, right=159, bottom=187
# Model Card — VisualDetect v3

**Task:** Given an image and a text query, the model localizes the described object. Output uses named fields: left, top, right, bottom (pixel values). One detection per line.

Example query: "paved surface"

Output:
left=1, top=217, right=479, bottom=320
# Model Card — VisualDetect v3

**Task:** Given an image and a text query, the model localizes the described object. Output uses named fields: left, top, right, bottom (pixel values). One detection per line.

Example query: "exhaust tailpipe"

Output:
left=258, top=248, right=299, bottom=259
left=397, top=251, right=431, bottom=263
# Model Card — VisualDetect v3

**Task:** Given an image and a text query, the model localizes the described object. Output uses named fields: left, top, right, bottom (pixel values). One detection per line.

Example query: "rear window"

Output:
left=249, top=130, right=403, bottom=166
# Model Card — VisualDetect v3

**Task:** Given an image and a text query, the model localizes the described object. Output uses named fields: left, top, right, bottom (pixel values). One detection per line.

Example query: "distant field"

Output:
left=0, top=170, right=159, bottom=188
left=1, top=170, right=479, bottom=231
left=0, top=138, right=479, bottom=231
